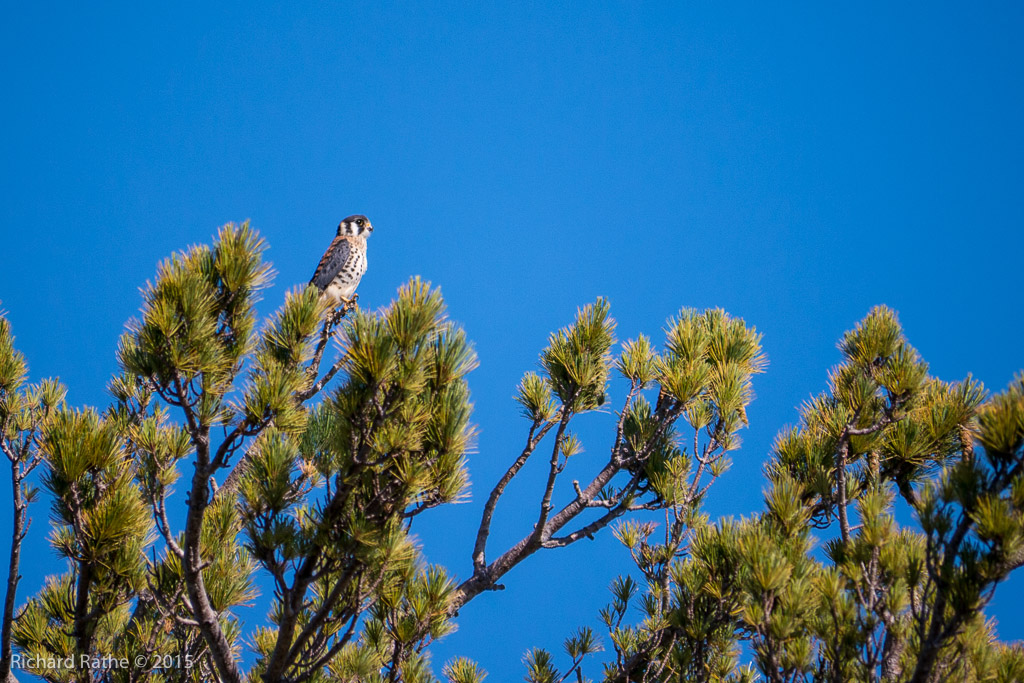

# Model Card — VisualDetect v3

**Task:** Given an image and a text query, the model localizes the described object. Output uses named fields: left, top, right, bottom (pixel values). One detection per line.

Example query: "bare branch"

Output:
left=535, top=408, right=574, bottom=536
left=471, top=419, right=555, bottom=571
left=296, top=359, right=345, bottom=403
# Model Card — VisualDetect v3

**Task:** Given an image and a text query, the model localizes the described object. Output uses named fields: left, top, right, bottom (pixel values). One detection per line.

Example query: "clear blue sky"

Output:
left=2, top=1, right=1022, bottom=677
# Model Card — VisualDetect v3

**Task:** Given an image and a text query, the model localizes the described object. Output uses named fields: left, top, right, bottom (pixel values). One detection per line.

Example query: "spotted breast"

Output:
left=310, top=215, right=374, bottom=307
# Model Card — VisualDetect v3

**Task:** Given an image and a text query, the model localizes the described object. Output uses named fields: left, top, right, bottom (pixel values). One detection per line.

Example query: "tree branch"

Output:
left=472, top=419, right=555, bottom=571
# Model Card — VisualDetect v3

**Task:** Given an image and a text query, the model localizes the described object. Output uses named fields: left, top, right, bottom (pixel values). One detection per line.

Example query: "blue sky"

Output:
left=2, top=1, right=1023, bottom=677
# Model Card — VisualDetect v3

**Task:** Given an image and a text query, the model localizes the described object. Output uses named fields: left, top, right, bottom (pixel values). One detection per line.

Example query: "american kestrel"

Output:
left=310, top=214, right=373, bottom=307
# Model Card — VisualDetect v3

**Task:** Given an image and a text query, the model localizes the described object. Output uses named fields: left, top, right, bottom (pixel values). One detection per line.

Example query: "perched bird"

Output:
left=309, top=215, right=373, bottom=307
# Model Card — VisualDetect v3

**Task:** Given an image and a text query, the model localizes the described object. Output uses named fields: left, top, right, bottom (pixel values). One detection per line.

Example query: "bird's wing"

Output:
left=310, top=236, right=352, bottom=290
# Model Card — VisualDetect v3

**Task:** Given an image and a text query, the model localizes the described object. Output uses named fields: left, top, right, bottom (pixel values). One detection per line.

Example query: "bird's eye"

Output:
left=356, top=219, right=365, bottom=227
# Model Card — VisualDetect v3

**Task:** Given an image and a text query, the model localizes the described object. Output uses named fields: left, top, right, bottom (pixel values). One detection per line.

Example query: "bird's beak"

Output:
left=366, top=223, right=374, bottom=234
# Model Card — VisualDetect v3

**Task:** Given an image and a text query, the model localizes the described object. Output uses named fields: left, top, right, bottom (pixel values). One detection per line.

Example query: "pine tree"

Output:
left=592, top=307, right=1024, bottom=683
left=0, top=317, right=66, bottom=683
left=1, top=226, right=1021, bottom=683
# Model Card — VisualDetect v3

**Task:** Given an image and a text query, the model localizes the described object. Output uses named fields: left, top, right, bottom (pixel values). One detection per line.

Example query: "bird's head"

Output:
left=337, top=215, right=373, bottom=237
